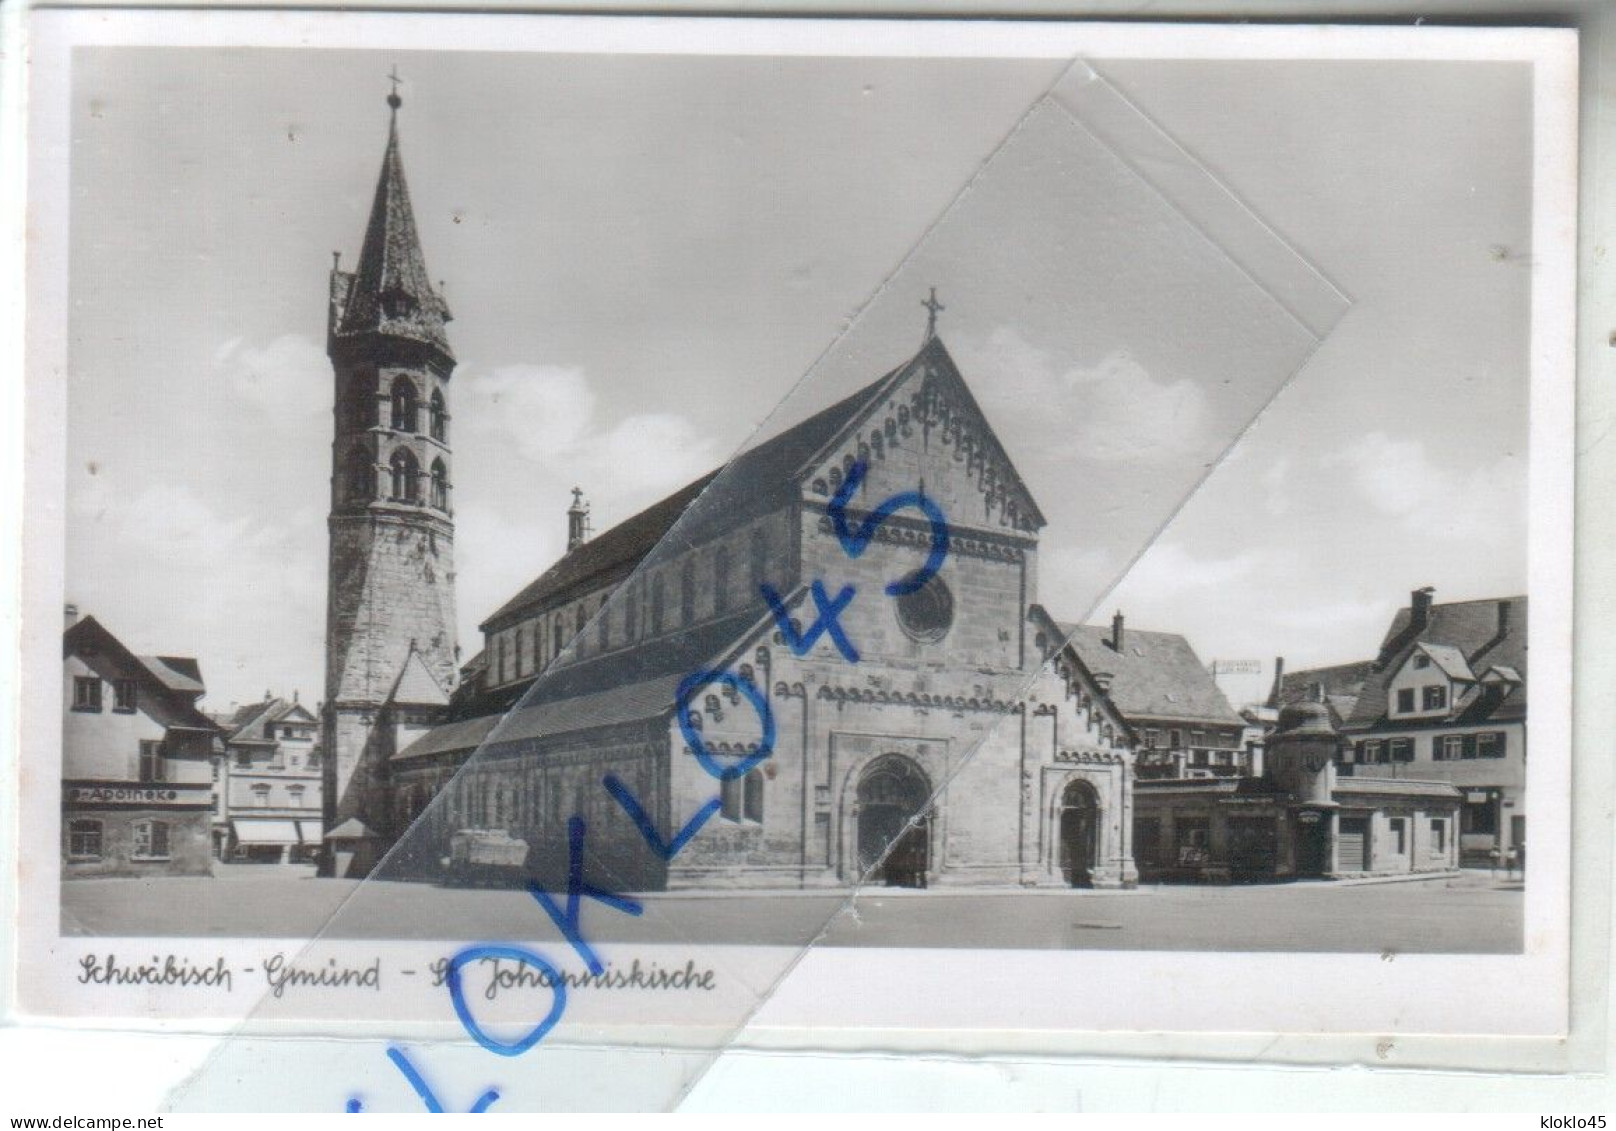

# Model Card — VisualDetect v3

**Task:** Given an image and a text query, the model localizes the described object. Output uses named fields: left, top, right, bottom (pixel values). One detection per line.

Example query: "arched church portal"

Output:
left=1058, top=778, right=1100, bottom=888
left=856, top=754, right=931, bottom=889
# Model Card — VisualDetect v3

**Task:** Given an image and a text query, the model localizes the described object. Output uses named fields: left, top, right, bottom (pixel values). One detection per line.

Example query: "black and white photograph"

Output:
left=12, top=14, right=1581, bottom=1109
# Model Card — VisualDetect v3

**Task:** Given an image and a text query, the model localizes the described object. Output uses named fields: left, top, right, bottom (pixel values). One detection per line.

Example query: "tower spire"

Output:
left=331, top=82, right=453, bottom=358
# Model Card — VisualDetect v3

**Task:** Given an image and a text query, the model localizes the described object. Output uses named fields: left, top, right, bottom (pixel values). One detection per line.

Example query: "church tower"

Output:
left=321, top=84, right=458, bottom=875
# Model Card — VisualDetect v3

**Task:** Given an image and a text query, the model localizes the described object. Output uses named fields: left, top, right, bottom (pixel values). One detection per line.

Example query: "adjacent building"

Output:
left=1062, top=614, right=1250, bottom=781
left=213, top=696, right=324, bottom=863
left=62, top=609, right=220, bottom=877
left=1131, top=697, right=1461, bottom=883
left=1339, top=589, right=1528, bottom=866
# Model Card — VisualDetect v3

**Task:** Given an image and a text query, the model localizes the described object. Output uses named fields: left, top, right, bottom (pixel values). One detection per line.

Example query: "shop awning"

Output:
left=232, top=819, right=301, bottom=846
left=296, top=820, right=324, bottom=844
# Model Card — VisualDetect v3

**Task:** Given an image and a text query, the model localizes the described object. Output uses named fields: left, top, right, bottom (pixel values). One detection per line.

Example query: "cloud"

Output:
left=461, top=363, right=719, bottom=498
left=955, top=326, right=1208, bottom=465
left=213, top=334, right=332, bottom=426
left=1326, top=431, right=1525, bottom=543
left=1115, top=541, right=1267, bottom=596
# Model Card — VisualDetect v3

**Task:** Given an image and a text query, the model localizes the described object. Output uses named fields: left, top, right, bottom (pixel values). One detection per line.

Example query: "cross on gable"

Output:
left=921, top=287, right=946, bottom=339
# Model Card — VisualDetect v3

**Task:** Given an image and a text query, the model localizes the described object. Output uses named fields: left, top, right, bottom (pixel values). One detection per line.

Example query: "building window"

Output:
left=1423, top=685, right=1448, bottom=711
left=575, top=603, right=587, bottom=640
left=720, top=774, right=742, bottom=821
left=624, top=584, right=639, bottom=642
left=429, top=389, right=448, bottom=442
left=1413, top=654, right=1431, bottom=669
left=743, top=769, right=764, bottom=823
left=1168, top=728, right=1183, bottom=748
left=1191, top=730, right=1206, bottom=747
left=252, top=784, right=270, bottom=809
left=651, top=576, right=666, bottom=635
left=138, top=740, right=165, bottom=783
left=750, top=529, right=767, bottom=592
left=389, top=448, right=420, bottom=502
left=235, top=750, right=252, bottom=769
left=132, top=820, right=170, bottom=860
left=67, top=819, right=103, bottom=861
left=895, top=576, right=954, bottom=644
left=390, top=376, right=419, bottom=433
left=1430, top=818, right=1447, bottom=854
left=714, top=547, right=731, bottom=614
left=596, top=601, right=609, bottom=652
left=1478, top=731, right=1505, bottom=758
left=1361, top=740, right=1382, bottom=764
left=113, top=679, right=138, bottom=713
left=1390, top=817, right=1407, bottom=854
left=430, top=459, right=449, bottom=511
left=345, top=449, right=372, bottom=503
left=1444, top=735, right=1467, bottom=761
left=289, top=785, right=306, bottom=808
left=1396, top=688, right=1415, bottom=714
left=1390, top=738, right=1414, bottom=762
left=1463, top=798, right=1497, bottom=836
left=680, top=561, right=696, bottom=626
left=72, top=676, right=102, bottom=712
left=1143, top=729, right=1159, bottom=749
left=497, top=632, right=509, bottom=684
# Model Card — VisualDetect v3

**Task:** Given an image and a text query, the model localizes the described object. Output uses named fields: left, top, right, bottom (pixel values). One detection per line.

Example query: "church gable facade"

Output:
left=385, top=333, right=1138, bottom=891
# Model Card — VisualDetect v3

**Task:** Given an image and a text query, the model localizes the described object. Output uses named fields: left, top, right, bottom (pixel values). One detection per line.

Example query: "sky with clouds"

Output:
left=63, top=49, right=1529, bottom=712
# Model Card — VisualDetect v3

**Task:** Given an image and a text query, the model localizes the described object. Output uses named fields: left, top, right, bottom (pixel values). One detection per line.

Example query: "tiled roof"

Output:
left=1057, top=622, right=1243, bottom=728
left=1346, top=596, right=1527, bottom=732
left=63, top=617, right=218, bottom=732
left=480, top=348, right=921, bottom=632
left=1273, top=661, right=1374, bottom=729
left=1335, top=777, right=1462, bottom=800
left=1419, top=643, right=1476, bottom=683
left=400, top=606, right=771, bottom=762
left=389, top=649, right=450, bottom=707
left=333, top=111, right=452, bottom=355
left=137, top=655, right=206, bottom=696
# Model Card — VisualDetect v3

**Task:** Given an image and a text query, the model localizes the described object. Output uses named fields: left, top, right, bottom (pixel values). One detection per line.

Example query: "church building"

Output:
left=321, top=90, right=1141, bottom=890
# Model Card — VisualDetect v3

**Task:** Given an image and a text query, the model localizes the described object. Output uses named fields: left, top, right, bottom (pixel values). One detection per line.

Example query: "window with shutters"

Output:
left=1423, top=685, right=1448, bottom=711
left=132, top=819, right=170, bottom=860
left=138, top=740, right=165, bottom=783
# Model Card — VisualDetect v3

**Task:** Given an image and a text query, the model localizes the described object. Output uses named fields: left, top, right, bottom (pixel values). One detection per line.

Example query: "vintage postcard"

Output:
left=10, top=10, right=1580, bottom=1111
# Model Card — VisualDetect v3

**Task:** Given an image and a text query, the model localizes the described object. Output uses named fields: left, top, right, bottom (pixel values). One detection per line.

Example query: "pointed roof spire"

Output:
left=333, top=79, right=454, bottom=358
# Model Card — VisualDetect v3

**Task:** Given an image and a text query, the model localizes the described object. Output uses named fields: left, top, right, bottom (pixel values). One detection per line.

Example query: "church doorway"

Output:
left=856, top=755, right=931, bottom=888
left=1058, top=779, right=1099, bottom=888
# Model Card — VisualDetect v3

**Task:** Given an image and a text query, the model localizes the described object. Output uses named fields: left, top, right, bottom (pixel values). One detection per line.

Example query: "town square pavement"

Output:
left=62, top=868, right=1523, bottom=953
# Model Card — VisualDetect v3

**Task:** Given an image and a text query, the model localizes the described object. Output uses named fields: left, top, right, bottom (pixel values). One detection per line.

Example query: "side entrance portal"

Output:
left=1058, top=778, right=1099, bottom=888
left=857, top=754, right=931, bottom=888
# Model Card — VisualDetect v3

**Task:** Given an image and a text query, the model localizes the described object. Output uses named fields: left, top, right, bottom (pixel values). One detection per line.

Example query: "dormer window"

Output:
left=1413, top=654, right=1431, bottom=669
left=1423, top=685, right=1448, bottom=711
left=380, top=289, right=418, bottom=320
left=1396, top=688, right=1415, bottom=713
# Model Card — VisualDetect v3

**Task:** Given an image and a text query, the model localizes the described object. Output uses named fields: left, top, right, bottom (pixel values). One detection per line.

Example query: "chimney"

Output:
left=1267, top=656, right=1286, bottom=708
left=1111, top=610, right=1125, bottom=652
left=1496, top=599, right=1512, bottom=639
left=567, top=487, right=590, bottom=552
left=1411, top=586, right=1435, bottom=629
left=64, top=603, right=79, bottom=632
